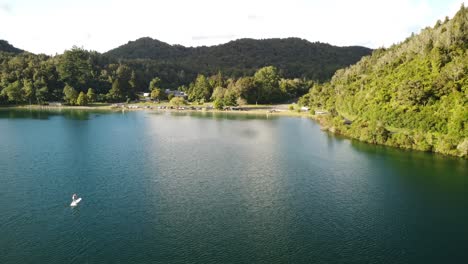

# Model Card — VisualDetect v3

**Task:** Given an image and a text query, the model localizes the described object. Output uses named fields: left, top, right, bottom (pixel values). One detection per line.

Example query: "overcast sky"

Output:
left=0, top=0, right=464, bottom=54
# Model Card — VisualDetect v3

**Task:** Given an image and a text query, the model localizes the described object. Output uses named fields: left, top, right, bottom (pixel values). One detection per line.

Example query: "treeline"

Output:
left=105, top=37, right=372, bottom=82
left=0, top=40, right=23, bottom=54
left=0, top=46, right=312, bottom=106
left=0, top=49, right=137, bottom=105
left=184, top=66, right=311, bottom=108
left=299, top=5, right=468, bottom=158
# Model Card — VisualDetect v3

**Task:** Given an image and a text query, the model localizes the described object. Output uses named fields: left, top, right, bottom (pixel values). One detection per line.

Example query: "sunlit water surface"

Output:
left=0, top=109, right=467, bottom=263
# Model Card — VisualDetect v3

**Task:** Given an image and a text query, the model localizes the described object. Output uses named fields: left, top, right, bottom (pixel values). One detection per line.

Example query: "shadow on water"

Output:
left=349, top=139, right=468, bottom=196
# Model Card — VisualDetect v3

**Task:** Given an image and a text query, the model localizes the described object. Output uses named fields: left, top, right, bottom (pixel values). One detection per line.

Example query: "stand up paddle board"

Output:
left=70, top=198, right=82, bottom=207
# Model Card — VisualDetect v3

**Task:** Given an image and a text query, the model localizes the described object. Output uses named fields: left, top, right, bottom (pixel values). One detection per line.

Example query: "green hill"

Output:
left=300, top=5, right=468, bottom=157
left=0, top=40, right=23, bottom=54
left=105, top=37, right=372, bottom=81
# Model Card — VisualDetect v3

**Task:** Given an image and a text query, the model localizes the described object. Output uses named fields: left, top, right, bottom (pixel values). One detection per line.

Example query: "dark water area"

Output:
left=0, top=109, right=467, bottom=263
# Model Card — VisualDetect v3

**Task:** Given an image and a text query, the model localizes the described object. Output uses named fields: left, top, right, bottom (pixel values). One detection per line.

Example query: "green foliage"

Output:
left=457, top=138, right=468, bottom=157
left=86, top=88, right=96, bottom=103
left=188, top=74, right=211, bottom=102
left=148, top=77, right=161, bottom=91
left=223, top=88, right=238, bottom=106
left=57, top=47, right=95, bottom=91
left=213, top=98, right=224, bottom=109
left=105, top=37, right=372, bottom=82
left=63, top=84, right=78, bottom=105
left=1, top=37, right=354, bottom=106
left=211, top=86, right=226, bottom=101
left=76, top=91, right=88, bottom=106
left=36, top=86, right=48, bottom=104
left=299, top=6, right=468, bottom=157
left=169, top=97, right=186, bottom=107
left=106, top=65, right=136, bottom=102
left=236, top=97, right=247, bottom=106
left=1, top=81, right=23, bottom=103
left=22, top=80, right=35, bottom=104
left=150, top=89, right=160, bottom=100
left=253, top=66, right=282, bottom=103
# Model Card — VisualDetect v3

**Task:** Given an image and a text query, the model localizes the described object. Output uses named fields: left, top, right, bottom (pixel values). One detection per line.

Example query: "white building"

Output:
left=165, top=89, right=187, bottom=98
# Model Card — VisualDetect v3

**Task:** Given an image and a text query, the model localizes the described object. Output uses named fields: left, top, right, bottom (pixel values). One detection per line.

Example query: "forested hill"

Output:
left=300, top=5, right=468, bottom=158
left=105, top=37, right=372, bottom=81
left=0, top=40, right=23, bottom=54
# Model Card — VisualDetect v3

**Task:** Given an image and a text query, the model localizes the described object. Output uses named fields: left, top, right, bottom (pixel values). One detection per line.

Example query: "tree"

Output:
left=151, top=88, right=161, bottom=100
left=76, top=91, right=88, bottom=106
left=236, top=97, right=247, bottom=106
left=211, top=86, right=225, bottom=101
left=86, top=88, right=96, bottom=103
left=188, top=74, right=211, bottom=102
left=107, top=80, right=123, bottom=102
left=1, top=81, right=23, bottom=103
left=296, top=5, right=468, bottom=157
left=63, top=84, right=78, bottom=105
left=22, top=80, right=35, bottom=105
left=170, top=96, right=186, bottom=107
left=234, top=77, right=254, bottom=103
left=149, top=77, right=161, bottom=91
left=36, top=87, right=48, bottom=104
left=253, top=66, right=282, bottom=104
left=107, top=65, right=136, bottom=101
left=223, top=88, right=238, bottom=106
left=57, top=47, right=94, bottom=91
left=213, top=98, right=224, bottom=109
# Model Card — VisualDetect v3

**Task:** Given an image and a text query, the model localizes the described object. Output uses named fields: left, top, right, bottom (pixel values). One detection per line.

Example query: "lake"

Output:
left=0, top=109, right=467, bottom=264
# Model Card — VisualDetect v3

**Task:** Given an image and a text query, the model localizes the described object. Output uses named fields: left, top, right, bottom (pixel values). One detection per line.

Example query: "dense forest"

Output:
left=0, top=37, right=370, bottom=106
left=106, top=37, right=372, bottom=82
left=299, top=5, right=468, bottom=158
left=0, top=44, right=312, bottom=106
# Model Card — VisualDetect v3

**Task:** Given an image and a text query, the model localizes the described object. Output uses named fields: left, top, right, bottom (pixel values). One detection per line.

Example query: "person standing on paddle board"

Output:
left=72, top=194, right=77, bottom=202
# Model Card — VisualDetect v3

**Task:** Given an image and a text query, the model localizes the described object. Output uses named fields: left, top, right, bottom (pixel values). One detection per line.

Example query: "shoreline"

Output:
left=4, top=104, right=464, bottom=159
left=1, top=104, right=315, bottom=119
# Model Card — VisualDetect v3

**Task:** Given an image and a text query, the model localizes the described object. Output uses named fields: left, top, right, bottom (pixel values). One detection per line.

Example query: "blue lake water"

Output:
left=0, top=109, right=467, bottom=263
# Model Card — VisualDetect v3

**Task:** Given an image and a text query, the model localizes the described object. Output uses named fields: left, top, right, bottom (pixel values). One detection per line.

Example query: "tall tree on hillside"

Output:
left=57, top=47, right=94, bottom=91
left=107, top=65, right=136, bottom=101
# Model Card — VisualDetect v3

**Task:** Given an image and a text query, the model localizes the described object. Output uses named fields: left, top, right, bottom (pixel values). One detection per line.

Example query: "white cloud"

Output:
left=0, top=0, right=464, bottom=54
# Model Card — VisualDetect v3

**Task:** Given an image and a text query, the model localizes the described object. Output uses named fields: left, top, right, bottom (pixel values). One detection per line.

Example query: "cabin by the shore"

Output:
left=165, top=89, right=188, bottom=99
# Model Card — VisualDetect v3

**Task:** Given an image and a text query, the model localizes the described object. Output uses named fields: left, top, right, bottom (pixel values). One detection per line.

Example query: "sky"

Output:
left=0, top=0, right=464, bottom=55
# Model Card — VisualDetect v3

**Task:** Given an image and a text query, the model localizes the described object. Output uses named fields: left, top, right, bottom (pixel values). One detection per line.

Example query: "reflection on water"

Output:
left=0, top=108, right=114, bottom=120
left=0, top=109, right=467, bottom=264
left=163, top=110, right=280, bottom=120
